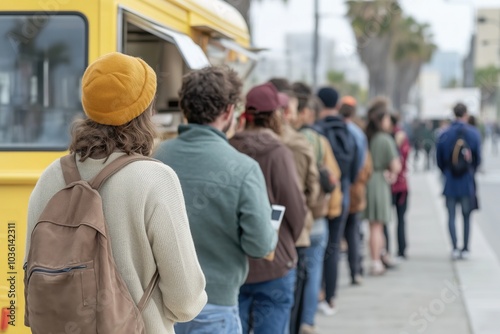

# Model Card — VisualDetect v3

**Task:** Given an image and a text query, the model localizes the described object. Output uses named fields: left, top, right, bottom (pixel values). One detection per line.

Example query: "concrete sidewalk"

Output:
left=314, top=171, right=500, bottom=334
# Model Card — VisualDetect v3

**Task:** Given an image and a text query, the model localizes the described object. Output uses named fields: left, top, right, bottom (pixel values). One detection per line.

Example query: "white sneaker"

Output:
left=318, top=300, right=338, bottom=316
left=461, top=250, right=470, bottom=260
left=451, top=249, right=461, bottom=261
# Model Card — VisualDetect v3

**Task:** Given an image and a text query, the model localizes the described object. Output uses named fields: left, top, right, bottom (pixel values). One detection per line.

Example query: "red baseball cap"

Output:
left=245, top=82, right=280, bottom=113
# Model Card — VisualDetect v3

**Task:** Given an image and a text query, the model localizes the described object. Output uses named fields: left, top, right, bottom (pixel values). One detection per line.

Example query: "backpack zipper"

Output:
left=28, top=265, right=87, bottom=283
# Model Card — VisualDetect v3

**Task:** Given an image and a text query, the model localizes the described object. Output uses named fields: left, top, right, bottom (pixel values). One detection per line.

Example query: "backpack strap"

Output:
left=60, top=154, right=82, bottom=185
left=137, top=270, right=160, bottom=313
left=89, top=154, right=156, bottom=190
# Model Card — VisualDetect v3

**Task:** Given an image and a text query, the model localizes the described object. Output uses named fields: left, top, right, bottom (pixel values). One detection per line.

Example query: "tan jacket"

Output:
left=324, top=136, right=344, bottom=219
left=281, top=125, right=320, bottom=247
left=349, top=151, right=373, bottom=214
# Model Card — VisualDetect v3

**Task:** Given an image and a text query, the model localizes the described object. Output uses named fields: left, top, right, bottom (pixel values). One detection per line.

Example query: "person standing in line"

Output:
left=26, top=52, right=207, bottom=334
left=315, top=87, right=362, bottom=315
left=273, top=87, right=320, bottom=334
left=364, top=98, right=402, bottom=275
left=230, top=82, right=307, bottom=334
left=154, top=67, right=278, bottom=334
left=292, top=83, right=342, bottom=334
left=390, top=114, right=411, bottom=260
left=338, top=96, right=372, bottom=284
left=437, top=103, right=481, bottom=260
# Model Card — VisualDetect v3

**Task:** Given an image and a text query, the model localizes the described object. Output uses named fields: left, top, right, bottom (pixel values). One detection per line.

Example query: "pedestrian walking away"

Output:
left=436, top=103, right=482, bottom=260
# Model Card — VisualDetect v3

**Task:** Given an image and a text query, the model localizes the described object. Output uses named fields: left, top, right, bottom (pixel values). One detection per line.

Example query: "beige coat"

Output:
left=281, top=125, right=320, bottom=247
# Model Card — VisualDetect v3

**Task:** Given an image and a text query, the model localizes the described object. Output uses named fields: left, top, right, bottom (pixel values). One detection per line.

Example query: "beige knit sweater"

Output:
left=26, top=152, right=207, bottom=334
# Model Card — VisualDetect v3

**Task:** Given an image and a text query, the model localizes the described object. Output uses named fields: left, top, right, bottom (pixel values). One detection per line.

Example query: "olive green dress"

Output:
left=365, top=132, right=399, bottom=223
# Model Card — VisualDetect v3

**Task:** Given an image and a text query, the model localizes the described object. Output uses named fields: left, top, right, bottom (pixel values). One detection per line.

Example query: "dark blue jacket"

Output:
left=436, top=122, right=482, bottom=198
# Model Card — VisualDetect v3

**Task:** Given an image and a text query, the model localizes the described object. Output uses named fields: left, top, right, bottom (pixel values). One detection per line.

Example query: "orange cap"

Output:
left=341, top=96, right=357, bottom=107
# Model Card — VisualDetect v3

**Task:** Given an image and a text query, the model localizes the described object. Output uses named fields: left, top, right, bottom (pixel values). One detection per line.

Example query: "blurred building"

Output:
left=463, top=34, right=476, bottom=88
left=332, top=53, right=369, bottom=91
left=474, top=8, right=500, bottom=121
left=424, top=51, right=463, bottom=87
left=418, top=69, right=480, bottom=120
left=475, top=8, right=500, bottom=69
left=285, top=33, right=336, bottom=86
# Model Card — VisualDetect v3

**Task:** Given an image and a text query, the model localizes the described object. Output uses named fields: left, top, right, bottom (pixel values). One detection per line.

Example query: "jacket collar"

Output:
left=178, top=123, right=228, bottom=142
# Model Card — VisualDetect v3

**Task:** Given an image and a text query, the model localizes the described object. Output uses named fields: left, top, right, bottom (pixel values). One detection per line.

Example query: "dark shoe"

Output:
left=351, top=275, right=363, bottom=286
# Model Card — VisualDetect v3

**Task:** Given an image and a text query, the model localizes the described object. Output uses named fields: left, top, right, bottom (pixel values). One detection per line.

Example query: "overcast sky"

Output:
left=251, top=0, right=500, bottom=57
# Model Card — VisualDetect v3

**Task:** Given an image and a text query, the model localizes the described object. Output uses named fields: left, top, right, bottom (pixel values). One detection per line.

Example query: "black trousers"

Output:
left=344, top=213, right=361, bottom=279
left=290, top=247, right=307, bottom=334
left=384, top=192, right=409, bottom=257
left=323, top=208, right=348, bottom=303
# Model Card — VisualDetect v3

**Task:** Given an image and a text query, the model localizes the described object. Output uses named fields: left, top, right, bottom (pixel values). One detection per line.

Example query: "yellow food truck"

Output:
left=0, top=0, right=256, bottom=332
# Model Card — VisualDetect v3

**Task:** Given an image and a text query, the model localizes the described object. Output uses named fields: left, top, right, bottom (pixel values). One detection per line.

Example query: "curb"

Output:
left=426, top=172, right=500, bottom=334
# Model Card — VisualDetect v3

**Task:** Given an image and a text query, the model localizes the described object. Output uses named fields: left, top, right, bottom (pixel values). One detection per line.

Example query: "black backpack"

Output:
left=450, top=128, right=472, bottom=177
left=315, top=118, right=357, bottom=183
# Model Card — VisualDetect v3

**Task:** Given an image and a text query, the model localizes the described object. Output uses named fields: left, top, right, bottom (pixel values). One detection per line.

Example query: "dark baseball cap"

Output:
left=245, top=82, right=280, bottom=113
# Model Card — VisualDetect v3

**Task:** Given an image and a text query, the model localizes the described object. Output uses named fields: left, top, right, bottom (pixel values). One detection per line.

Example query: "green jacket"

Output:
left=154, top=124, right=277, bottom=306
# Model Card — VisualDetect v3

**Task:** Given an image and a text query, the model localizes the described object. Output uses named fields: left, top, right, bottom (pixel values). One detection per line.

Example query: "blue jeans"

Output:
left=239, top=269, right=296, bottom=334
left=446, top=196, right=472, bottom=251
left=175, top=303, right=242, bottom=334
left=301, top=219, right=328, bottom=326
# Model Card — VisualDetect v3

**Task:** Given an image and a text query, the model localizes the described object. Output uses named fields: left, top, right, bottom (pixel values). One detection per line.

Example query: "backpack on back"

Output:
left=24, top=154, right=159, bottom=334
left=450, top=128, right=473, bottom=177
left=314, top=120, right=356, bottom=183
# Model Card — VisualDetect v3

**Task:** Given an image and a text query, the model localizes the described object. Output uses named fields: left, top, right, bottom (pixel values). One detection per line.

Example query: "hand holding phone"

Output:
left=271, top=205, right=286, bottom=231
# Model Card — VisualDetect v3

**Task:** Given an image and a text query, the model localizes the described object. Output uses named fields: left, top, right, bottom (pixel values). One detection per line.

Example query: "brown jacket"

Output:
left=281, top=125, right=320, bottom=247
left=349, top=151, right=373, bottom=214
left=230, top=129, right=307, bottom=283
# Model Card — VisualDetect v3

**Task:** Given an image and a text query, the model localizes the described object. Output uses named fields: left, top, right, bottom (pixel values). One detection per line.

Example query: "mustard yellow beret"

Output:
left=81, top=52, right=157, bottom=126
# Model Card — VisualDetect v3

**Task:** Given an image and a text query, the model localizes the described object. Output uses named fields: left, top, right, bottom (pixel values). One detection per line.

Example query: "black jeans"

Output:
left=290, top=247, right=307, bottom=334
left=323, top=208, right=348, bottom=303
left=344, top=213, right=361, bottom=279
left=384, top=192, right=409, bottom=257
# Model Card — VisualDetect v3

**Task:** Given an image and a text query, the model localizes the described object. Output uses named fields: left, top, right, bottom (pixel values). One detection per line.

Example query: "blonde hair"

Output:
left=69, top=106, right=157, bottom=161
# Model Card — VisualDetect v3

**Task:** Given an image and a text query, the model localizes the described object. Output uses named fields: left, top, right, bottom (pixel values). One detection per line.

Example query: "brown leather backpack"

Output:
left=24, top=154, right=159, bottom=334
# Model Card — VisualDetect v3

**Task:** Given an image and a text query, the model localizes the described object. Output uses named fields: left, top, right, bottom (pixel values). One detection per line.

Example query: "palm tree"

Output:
left=346, top=0, right=403, bottom=99
left=392, top=18, right=435, bottom=111
left=346, top=0, right=435, bottom=111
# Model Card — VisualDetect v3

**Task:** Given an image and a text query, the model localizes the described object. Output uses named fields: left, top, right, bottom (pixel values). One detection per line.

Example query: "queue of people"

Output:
left=25, top=53, right=420, bottom=334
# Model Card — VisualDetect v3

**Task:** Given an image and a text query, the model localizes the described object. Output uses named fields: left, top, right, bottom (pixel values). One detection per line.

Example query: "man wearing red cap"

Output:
left=230, top=82, right=307, bottom=334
